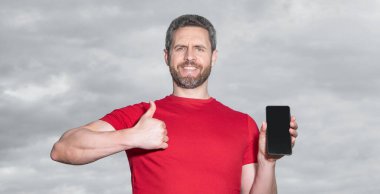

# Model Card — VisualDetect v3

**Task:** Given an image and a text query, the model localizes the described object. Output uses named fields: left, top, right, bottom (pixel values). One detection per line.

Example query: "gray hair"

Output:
left=165, top=14, right=216, bottom=54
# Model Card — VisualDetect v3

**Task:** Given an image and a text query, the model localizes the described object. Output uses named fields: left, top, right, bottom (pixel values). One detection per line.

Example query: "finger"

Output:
left=290, top=122, right=298, bottom=130
left=290, top=117, right=298, bottom=130
left=142, top=101, right=156, bottom=118
left=160, top=142, right=168, bottom=149
left=260, top=121, right=267, bottom=133
left=290, top=123, right=297, bottom=148
left=289, top=128, right=298, bottom=138
left=161, top=121, right=166, bottom=129
left=291, top=136, right=296, bottom=147
left=162, top=136, right=169, bottom=142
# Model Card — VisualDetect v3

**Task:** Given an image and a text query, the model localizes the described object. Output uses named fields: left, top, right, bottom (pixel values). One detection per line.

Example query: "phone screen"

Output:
left=266, top=106, right=292, bottom=155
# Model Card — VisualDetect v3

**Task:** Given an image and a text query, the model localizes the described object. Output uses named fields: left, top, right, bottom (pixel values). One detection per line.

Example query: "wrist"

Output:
left=117, top=128, right=139, bottom=150
left=257, top=153, right=277, bottom=168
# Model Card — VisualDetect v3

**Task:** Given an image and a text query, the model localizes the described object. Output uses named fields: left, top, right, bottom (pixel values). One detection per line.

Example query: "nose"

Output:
left=185, top=48, right=196, bottom=62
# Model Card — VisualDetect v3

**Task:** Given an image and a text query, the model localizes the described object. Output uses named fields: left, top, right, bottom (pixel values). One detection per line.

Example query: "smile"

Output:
left=183, top=66, right=197, bottom=70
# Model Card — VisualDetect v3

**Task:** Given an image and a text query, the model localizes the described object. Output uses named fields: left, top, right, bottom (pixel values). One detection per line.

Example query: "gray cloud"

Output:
left=1, top=0, right=379, bottom=194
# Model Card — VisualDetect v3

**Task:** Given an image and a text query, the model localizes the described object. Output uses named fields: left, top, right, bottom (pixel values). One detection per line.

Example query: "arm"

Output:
left=240, top=161, right=277, bottom=194
left=51, top=120, right=129, bottom=165
left=241, top=116, right=298, bottom=194
left=50, top=101, right=168, bottom=165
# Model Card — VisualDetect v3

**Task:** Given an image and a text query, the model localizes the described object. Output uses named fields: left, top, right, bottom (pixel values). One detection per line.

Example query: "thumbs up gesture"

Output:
left=128, top=101, right=169, bottom=150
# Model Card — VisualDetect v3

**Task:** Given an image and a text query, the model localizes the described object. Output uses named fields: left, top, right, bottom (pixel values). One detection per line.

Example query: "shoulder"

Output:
left=213, top=99, right=258, bottom=127
left=100, top=101, right=149, bottom=130
left=112, top=96, right=170, bottom=115
left=100, top=97, right=170, bottom=130
left=116, top=101, right=149, bottom=115
left=212, top=99, right=248, bottom=118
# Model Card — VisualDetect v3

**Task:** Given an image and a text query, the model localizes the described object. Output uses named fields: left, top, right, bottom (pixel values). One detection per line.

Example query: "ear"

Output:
left=211, top=49, right=218, bottom=66
left=164, top=49, right=169, bottom=66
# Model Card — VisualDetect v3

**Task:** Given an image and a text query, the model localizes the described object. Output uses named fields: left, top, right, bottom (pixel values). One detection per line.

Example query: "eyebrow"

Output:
left=173, top=44, right=207, bottom=49
left=173, top=45, right=186, bottom=49
left=194, top=45, right=207, bottom=49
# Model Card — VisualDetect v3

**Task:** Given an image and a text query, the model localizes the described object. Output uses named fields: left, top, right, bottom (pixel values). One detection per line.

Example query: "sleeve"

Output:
left=100, top=102, right=148, bottom=130
left=242, top=115, right=260, bottom=165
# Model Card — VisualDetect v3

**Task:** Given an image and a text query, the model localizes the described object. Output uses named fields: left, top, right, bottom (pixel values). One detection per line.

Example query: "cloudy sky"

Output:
left=1, top=0, right=379, bottom=193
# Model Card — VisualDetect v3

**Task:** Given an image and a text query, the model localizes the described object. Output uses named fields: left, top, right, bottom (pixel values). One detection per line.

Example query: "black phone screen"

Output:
left=266, top=106, right=292, bottom=155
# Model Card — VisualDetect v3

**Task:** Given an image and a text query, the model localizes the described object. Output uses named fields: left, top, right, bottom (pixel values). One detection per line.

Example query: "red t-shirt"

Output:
left=100, top=95, right=259, bottom=194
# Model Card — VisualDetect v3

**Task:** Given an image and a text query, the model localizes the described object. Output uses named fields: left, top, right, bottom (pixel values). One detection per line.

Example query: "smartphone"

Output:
left=266, top=106, right=292, bottom=156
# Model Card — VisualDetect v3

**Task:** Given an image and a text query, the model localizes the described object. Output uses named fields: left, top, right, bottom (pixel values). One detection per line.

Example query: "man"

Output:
left=51, top=14, right=298, bottom=194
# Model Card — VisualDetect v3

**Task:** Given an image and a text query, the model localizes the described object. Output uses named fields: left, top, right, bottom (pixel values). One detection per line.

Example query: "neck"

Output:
left=172, top=80, right=210, bottom=99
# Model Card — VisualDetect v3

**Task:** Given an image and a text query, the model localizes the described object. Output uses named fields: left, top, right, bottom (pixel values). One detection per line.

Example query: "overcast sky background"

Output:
left=1, top=0, right=379, bottom=193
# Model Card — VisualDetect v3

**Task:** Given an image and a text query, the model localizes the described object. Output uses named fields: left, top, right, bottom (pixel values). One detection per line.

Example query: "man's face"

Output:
left=165, top=26, right=217, bottom=89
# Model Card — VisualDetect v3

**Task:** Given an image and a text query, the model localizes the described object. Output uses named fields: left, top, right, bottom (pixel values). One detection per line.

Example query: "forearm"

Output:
left=250, top=159, right=277, bottom=194
left=51, top=127, right=132, bottom=165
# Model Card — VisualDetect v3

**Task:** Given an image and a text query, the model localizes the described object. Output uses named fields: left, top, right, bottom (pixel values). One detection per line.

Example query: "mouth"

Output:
left=183, top=66, right=197, bottom=70
left=178, top=64, right=200, bottom=77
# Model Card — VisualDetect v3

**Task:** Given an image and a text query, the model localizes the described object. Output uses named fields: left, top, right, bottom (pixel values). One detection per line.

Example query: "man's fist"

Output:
left=127, top=101, right=169, bottom=150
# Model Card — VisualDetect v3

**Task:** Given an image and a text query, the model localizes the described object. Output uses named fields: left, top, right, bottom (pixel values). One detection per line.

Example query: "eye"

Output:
left=174, top=46, right=186, bottom=52
left=195, top=47, right=205, bottom=52
left=195, top=46, right=206, bottom=52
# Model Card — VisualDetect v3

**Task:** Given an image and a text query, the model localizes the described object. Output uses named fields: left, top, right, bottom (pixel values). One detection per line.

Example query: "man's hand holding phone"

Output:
left=258, top=106, right=298, bottom=163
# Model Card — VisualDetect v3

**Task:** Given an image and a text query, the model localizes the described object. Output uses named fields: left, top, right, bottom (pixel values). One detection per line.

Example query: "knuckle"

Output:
left=160, top=121, right=166, bottom=128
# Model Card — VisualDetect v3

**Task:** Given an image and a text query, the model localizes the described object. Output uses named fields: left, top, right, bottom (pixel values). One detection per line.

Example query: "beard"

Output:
left=169, top=60, right=212, bottom=89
